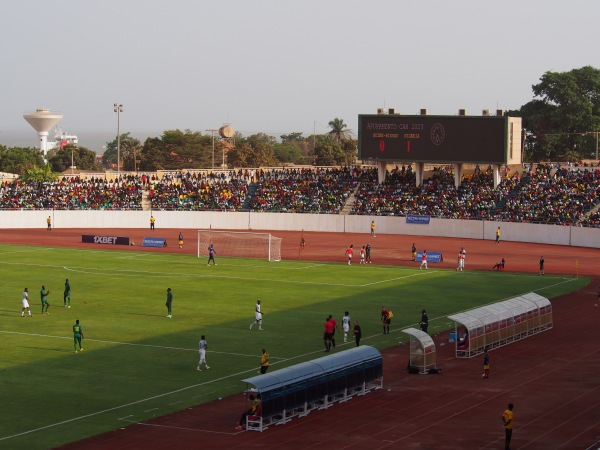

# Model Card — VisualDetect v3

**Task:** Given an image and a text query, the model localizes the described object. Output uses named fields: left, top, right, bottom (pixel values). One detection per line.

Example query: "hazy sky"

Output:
left=2, top=0, right=599, bottom=150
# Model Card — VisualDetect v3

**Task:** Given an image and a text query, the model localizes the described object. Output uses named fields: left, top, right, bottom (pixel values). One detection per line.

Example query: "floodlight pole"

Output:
left=114, top=103, right=123, bottom=174
left=206, top=129, right=218, bottom=169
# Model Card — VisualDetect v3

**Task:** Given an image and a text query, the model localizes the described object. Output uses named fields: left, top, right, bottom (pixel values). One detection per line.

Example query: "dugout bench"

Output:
left=449, top=292, right=553, bottom=358
left=241, top=346, right=383, bottom=431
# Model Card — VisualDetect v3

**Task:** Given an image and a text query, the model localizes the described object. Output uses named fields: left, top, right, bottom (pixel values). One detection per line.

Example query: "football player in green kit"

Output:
left=73, top=319, right=84, bottom=353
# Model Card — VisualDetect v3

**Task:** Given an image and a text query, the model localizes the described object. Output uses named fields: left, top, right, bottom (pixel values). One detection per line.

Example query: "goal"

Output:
left=197, top=230, right=282, bottom=262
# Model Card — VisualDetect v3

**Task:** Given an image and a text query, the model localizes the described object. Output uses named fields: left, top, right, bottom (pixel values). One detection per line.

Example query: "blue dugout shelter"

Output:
left=241, top=346, right=383, bottom=431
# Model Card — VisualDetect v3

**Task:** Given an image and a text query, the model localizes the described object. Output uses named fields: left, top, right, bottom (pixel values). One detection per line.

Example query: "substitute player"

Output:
left=345, top=244, right=354, bottom=265
left=342, top=311, right=351, bottom=342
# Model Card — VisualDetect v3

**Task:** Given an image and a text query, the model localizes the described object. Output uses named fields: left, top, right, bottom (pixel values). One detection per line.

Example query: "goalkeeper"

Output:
left=207, top=244, right=217, bottom=266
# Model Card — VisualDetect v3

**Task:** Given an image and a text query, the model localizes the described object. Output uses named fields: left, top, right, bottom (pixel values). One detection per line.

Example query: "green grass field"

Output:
left=0, top=244, right=589, bottom=449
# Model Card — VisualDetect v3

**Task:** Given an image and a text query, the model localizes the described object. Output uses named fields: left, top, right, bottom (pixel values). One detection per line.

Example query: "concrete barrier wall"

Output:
left=0, top=210, right=598, bottom=248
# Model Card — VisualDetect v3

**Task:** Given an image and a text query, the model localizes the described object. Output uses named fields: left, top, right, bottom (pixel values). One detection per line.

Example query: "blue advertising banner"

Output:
left=142, top=237, right=167, bottom=248
left=406, top=214, right=431, bottom=225
left=415, top=251, right=443, bottom=263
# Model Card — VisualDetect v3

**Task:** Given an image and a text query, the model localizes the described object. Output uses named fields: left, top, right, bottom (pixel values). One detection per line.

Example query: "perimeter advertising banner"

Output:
left=82, top=235, right=130, bottom=245
left=142, top=237, right=167, bottom=248
left=406, top=214, right=431, bottom=225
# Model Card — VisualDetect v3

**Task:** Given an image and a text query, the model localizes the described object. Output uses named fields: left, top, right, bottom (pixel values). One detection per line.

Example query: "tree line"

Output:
left=1, top=67, right=599, bottom=180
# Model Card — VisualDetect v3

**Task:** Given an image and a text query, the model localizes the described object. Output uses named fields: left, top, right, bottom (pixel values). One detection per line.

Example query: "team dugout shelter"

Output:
left=448, top=292, right=553, bottom=358
left=240, top=346, right=383, bottom=431
left=402, top=327, right=437, bottom=374
left=358, top=109, right=523, bottom=187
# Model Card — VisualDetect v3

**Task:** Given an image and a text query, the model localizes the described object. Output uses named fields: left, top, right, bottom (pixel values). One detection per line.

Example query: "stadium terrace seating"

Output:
left=248, top=167, right=359, bottom=213
left=0, top=164, right=598, bottom=228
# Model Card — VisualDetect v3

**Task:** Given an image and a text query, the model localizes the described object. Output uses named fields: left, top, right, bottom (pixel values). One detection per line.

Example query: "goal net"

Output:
left=197, top=230, right=282, bottom=262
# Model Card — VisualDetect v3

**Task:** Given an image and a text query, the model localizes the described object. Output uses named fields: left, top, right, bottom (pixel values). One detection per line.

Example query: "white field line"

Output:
left=0, top=331, right=283, bottom=359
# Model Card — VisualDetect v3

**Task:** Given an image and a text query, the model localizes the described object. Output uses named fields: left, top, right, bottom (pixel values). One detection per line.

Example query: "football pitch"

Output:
left=0, top=243, right=589, bottom=449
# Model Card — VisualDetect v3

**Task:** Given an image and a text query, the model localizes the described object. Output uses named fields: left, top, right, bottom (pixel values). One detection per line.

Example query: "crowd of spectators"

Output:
left=0, top=175, right=142, bottom=210
left=491, top=164, right=600, bottom=225
left=248, top=167, right=359, bottom=213
left=148, top=171, right=248, bottom=211
left=0, top=165, right=599, bottom=228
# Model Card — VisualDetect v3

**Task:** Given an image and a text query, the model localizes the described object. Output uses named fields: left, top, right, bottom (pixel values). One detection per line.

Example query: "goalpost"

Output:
left=197, top=230, right=282, bottom=262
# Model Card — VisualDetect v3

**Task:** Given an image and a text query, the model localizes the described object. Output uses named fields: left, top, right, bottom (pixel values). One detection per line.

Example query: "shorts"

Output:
left=255, top=312, right=262, bottom=321
left=343, top=324, right=349, bottom=333
left=22, top=300, right=30, bottom=308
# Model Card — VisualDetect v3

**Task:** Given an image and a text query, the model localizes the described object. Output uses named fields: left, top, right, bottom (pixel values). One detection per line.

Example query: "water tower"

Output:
left=23, top=108, right=63, bottom=158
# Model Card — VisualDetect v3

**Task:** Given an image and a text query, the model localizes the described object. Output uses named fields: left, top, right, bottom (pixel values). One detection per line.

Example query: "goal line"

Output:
left=197, top=230, right=282, bottom=262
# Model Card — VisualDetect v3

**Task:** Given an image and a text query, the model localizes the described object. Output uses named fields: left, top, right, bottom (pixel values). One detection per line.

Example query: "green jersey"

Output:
left=64, top=280, right=71, bottom=295
left=40, top=289, right=49, bottom=303
left=73, top=323, right=83, bottom=337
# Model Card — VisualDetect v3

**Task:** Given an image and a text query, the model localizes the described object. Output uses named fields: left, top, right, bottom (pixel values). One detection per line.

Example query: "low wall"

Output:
left=0, top=210, right=598, bottom=248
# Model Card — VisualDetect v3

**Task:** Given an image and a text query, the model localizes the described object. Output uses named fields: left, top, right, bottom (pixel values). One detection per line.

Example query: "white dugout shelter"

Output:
left=448, top=292, right=553, bottom=358
left=401, top=328, right=437, bottom=374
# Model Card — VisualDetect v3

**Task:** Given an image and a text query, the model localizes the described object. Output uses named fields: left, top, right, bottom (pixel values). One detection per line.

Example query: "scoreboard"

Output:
left=358, top=114, right=510, bottom=164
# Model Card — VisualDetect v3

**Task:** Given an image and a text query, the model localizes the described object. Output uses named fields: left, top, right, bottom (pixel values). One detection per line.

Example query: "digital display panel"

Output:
left=358, top=115, right=508, bottom=164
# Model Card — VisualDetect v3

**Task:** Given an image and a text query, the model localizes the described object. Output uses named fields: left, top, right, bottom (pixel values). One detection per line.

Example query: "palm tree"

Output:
left=328, top=118, right=352, bottom=142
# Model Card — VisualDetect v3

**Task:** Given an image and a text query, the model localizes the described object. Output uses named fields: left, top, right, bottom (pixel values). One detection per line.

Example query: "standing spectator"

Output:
left=165, top=287, right=173, bottom=318
left=40, top=285, right=51, bottom=314
left=328, top=314, right=340, bottom=348
left=260, top=348, right=270, bottom=374
left=365, top=243, right=372, bottom=264
left=381, top=306, right=391, bottom=334
left=360, top=246, right=366, bottom=265
left=207, top=244, right=217, bottom=265
left=370, top=220, right=376, bottom=237
left=249, top=299, right=263, bottom=330
left=21, top=288, right=32, bottom=317
left=420, top=250, right=428, bottom=270
left=411, top=242, right=417, bottom=260
left=196, top=335, right=210, bottom=371
left=73, top=319, right=84, bottom=353
left=63, top=278, right=71, bottom=308
left=460, top=247, right=467, bottom=269
left=482, top=347, right=490, bottom=379
left=345, top=244, right=354, bottom=265
left=150, top=215, right=155, bottom=230
left=46, top=215, right=52, bottom=231
left=419, top=309, right=429, bottom=334
left=342, top=311, right=351, bottom=343
left=539, top=256, right=545, bottom=275
left=323, top=317, right=334, bottom=352
left=178, top=232, right=184, bottom=249
left=502, top=403, right=514, bottom=450
left=496, top=226, right=501, bottom=244
left=353, top=320, right=362, bottom=347
left=300, top=236, right=305, bottom=250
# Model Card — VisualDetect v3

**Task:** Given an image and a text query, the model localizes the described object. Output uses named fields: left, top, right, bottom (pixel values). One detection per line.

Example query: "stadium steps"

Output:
left=340, top=185, right=360, bottom=215
left=141, top=189, right=151, bottom=211
left=241, top=183, right=257, bottom=211
left=492, top=174, right=530, bottom=212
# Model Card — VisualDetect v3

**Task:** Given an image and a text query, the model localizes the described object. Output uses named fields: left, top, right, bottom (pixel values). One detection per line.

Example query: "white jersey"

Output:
left=22, top=290, right=30, bottom=308
left=255, top=302, right=262, bottom=320
left=342, top=315, right=350, bottom=332
left=198, top=339, right=207, bottom=351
